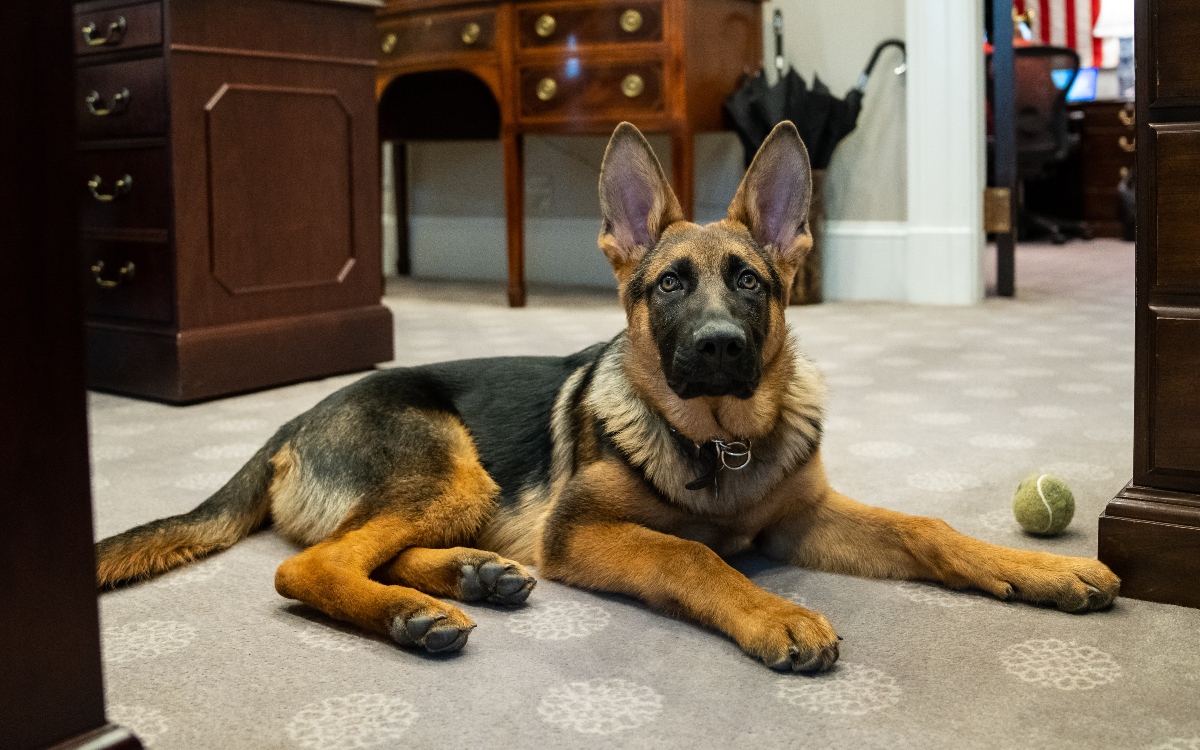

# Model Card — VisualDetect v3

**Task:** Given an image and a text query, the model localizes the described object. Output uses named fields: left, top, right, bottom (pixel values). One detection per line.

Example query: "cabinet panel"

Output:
left=170, top=51, right=381, bottom=329
left=1153, top=0, right=1200, bottom=103
left=1151, top=314, right=1200, bottom=475
left=1153, top=124, right=1200, bottom=289
left=205, top=84, right=354, bottom=296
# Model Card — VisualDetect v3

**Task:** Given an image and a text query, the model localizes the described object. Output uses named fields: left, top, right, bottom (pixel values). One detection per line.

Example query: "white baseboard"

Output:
left=823, top=221, right=909, bottom=301
left=905, top=225, right=983, bottom=305
left=823, top=220, right=982, bottom=304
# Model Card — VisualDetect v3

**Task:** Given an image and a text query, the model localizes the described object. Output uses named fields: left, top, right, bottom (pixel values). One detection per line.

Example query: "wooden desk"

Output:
left=75, top=0, right=394, bottom=403
left=375, top=0, right=764, bottom=306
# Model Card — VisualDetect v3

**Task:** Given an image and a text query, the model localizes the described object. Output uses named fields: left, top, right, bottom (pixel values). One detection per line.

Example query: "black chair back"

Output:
left=1012, top=45, right=1080, bottom=172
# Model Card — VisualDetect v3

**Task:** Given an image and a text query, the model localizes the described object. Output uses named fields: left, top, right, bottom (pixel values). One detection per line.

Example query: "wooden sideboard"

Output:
left=1024, top=100, right=1136, bottom=239
left=1098, top=0, right=1200, bottom=610
left=76, top=0, right=393, bottom=403
left=1075, top=100, right=1137, bottom=238
left=375, top=0, right=764, bottom=306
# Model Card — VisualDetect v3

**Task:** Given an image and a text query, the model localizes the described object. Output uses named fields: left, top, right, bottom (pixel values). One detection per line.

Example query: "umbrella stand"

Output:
left=792, top=168, right=826, bottom=305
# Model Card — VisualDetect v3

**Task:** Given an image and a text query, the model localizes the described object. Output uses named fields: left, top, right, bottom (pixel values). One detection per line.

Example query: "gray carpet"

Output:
left=91, top=240, right=1200, bottom=750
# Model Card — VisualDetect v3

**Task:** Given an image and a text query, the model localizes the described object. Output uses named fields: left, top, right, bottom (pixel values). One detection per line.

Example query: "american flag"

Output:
left=1014, top=0, right=1115, bottom=68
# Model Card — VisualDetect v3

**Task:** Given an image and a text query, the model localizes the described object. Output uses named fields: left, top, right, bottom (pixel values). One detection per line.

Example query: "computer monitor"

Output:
left=1052, top=66, right=1099, bottom=102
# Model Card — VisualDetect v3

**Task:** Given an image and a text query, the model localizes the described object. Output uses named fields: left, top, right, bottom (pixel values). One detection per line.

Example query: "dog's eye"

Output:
left=737, top=271, right=759, bottom=290
left=658, top=273, right=681, bottom=293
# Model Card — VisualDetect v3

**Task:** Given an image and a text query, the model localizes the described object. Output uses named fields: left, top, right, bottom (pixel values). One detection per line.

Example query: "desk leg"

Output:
left=503, top=130, right=526, bottom=307
left=671, top=128, right=695, bottom=221
left=392, top=141, right=410, bottom=276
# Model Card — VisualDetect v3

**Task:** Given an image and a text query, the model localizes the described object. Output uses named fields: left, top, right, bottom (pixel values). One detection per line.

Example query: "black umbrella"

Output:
left=724, top=11, right=906, bottom=169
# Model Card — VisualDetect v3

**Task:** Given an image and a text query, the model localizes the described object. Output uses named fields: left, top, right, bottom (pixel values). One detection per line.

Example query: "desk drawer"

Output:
left=74, top=2, right=163, bottom=57
left=83, top=238, right=173, bottom=323
left=520, top=61, right=663, bottom=120
left=518, top=2, right=662, bottom=49
left=379, top=7, right=497, bottom=61
left=76, top=57, right=166, bottom=140
left=79, top=147, right=170, bottom=231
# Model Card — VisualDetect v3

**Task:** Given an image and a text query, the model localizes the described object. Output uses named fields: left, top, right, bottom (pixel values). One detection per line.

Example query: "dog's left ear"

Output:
left=726, top=121, right=813, bottom=265
left=598, top=122, right=684, bottom=279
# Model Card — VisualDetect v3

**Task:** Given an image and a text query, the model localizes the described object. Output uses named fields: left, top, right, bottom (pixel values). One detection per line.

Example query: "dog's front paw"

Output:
left=738, top=602, right=840, bottom=673
left=991, top=554, right=1120, bottom=613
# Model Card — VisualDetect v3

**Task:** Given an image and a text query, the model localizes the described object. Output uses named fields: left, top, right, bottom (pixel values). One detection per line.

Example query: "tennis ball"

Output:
left=1012, top=474, right=1075, bottom=535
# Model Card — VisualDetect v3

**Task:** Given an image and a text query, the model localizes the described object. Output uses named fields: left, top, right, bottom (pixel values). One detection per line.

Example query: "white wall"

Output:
left=382, top=0, right=910, bottom=288
left=762, top=0, right=907, bottom=222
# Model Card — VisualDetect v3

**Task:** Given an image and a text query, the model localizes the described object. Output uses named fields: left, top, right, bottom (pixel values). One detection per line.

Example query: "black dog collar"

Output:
left=671, top=430, right=753, bottom=492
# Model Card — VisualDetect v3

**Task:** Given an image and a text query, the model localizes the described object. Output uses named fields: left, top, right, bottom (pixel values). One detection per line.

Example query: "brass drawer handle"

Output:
left=535, top=14, right=556, bottom=37
left=620, top=9, right=643, bottom=33
left=1118, top=135, right=1136, bottom=153
left=536, top=77, right=558, bottom=101
left=91, top=260, right=135, bottom=288
left=622, top=73, right=644, bottom=98
left=82, top=16, right=126, bottom=46
left=461, top=22, right=481, bottom=45
left=381, top=33, right=397, bottom=54
left=87, top=174, right=133, bottom=202
left=1118, top=108, right=1135, bottom=128
left=85, top=88, right=130, bottom=116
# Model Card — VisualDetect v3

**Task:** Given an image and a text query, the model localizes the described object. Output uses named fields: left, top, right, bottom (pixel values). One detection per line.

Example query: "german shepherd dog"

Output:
left=97, top=122, right=1119, bottom=672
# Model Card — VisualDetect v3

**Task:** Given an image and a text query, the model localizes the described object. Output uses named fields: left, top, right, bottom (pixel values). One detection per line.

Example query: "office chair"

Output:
left=989, top=45, right=1093, bottom=244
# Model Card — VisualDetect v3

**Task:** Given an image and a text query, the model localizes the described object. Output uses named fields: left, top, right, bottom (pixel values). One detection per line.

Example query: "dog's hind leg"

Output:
left=276, top=513, right=479, bottom=652
left=375, top=547, right=536, bottom=605
left=274, top=411, right=501, bottom=653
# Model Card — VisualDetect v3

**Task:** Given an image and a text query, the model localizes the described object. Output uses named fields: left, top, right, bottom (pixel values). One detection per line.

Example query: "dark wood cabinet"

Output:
left=76, top=0, right=393, bottom=403
left=1076, top=101, right=1137, bottom=238
left=1099, top=0, right=1200, bottom=610
left=376, top=0, right=764, bottom=306
left=2, top=1, right=141, bottom=747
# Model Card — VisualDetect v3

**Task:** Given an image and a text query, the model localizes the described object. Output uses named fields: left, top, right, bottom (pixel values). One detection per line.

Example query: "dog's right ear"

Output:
left=598, top=122, right=684, bottom=279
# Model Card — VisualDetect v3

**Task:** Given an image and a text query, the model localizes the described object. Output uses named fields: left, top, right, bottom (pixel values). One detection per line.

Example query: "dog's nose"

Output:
left=694, top=321, right=746, bottom=363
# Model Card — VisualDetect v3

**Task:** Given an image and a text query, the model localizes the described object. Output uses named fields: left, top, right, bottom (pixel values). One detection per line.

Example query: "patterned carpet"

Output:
left=90, top=240, right=1200, bottom=750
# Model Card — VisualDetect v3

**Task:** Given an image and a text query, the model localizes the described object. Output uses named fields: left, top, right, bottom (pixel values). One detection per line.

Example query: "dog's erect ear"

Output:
left=726, top=121, right=813, bottom=264
left=598, top=122, right=684, bottom=276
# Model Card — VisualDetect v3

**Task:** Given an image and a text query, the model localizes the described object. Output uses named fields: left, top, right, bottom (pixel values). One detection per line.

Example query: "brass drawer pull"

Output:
left=91, top=260, right=135, bottom=288
left=381, top=33, right=397, bottom=54
left=85, top=88, right=130, bottom=116
left=535, top=14, right=556, bottom=37
left=536, top=77, right=558, bottom=101
left=461, top=22, right=481, bottom=45
left=620, top=9, right=643, bottom=33
left=622, top=73, right=644, bottom=98
left=82, top=16, right=126, bottom=47
left=1119, top=135, right=1136, bottom=153
left=1118, top=108, right=1135, bottom=128
left=87, top=174, right=133, bottom=202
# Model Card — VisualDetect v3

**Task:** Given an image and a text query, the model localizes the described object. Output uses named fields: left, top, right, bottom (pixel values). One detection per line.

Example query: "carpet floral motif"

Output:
left=538, top=678, right=663, bottom=734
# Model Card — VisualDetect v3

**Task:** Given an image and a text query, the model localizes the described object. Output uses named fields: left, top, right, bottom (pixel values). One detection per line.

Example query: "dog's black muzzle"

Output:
left=667, top=319, right=760, bottom=399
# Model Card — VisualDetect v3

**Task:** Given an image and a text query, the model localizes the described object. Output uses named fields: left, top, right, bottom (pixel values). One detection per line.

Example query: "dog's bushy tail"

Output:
left=96, top=441, right=279, bottom=589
